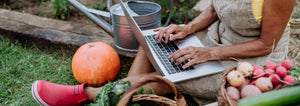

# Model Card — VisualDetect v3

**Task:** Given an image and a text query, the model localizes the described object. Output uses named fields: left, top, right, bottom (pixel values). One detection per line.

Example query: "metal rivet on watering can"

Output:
left=67, top=0, right=173, bottom=52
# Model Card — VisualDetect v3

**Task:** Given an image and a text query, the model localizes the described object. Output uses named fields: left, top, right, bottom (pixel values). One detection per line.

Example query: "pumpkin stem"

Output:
left=88, top=44, right=94, bottom=48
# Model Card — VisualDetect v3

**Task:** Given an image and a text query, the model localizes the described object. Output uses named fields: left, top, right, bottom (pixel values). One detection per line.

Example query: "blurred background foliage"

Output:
left=1, top=0, right=299, bottom=24
left=50, top=0, right=72, bottom=20
left=92, top=0, right=200, bottom=24
left=150, top=0, right=199, bottom=24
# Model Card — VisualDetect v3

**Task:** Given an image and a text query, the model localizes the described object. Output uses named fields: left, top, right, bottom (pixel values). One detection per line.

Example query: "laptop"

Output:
left=118, top=0, right=225, bottom=83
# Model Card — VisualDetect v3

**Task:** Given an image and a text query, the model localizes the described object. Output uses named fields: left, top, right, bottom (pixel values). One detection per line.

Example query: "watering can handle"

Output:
left=67, top=0, right=113, bottom=35
left=106, top=0, right=173, bottom=27
left=107, top=0, right=111, bottom=10
left=163, top=0, right=173, bottom=27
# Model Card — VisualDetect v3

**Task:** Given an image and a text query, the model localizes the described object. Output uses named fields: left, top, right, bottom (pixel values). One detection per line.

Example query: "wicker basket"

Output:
left=218, top=67, right=239, bottom=106
left=218, top=66, right=300, bottom=106
left=117, top=75, right=188, bottom=106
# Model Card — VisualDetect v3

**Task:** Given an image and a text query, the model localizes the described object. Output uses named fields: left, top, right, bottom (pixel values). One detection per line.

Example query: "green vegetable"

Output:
left=89, top=80, right=155, bottom=106
left=90, top=81, right=131, bottom=106
left=237, top=85, right=300, bottom=106
left=108, top=82, right=131, bottom=106
left=289, top=67, right=300, bottom=81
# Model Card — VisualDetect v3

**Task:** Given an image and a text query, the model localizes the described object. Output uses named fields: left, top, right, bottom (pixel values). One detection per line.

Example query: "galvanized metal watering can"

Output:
left=67, top=0, right=173, bottom=52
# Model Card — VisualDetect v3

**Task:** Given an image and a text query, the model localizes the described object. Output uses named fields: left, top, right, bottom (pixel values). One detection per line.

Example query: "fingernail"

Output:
left=170, top=37, right=173, bottom=41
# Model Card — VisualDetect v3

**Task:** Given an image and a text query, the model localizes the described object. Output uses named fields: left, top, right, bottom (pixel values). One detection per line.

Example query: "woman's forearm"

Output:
left=185, top=5, right=219, bottom=34
left=209, top=0, right=295, bottom=61
left=210, top=40, right=273, bottom=60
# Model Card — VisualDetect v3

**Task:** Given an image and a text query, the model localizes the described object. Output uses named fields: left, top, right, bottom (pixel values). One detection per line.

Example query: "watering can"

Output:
left=67, top=0, right=173, bottom=52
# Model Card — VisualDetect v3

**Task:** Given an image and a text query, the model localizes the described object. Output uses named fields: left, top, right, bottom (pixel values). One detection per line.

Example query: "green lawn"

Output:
left=0, top=36, right=78, bottom=105
left=0, top=36, right=133, bottom=105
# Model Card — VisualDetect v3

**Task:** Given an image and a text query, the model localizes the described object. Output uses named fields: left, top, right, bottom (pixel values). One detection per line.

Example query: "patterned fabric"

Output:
left=176, top=0, right=290, bottom=105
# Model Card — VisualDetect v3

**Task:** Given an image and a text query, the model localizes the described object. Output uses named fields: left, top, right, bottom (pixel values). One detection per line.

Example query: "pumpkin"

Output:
left=72, top=42, right=120, bottom=86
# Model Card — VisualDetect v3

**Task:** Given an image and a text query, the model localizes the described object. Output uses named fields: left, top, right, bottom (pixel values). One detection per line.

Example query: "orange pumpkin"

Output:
left=72, top=42, right=120, bottom=86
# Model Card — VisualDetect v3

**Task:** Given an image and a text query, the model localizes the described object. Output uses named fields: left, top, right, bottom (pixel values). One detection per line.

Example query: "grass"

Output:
left=0, top=36, right=78, bottom=105
left=0, top=36, right=133, bottom=105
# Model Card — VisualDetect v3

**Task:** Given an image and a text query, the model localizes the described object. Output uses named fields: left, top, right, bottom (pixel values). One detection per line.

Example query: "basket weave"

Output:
left=218, top=67, right=239, bottom=106
left=117, top=75, right=188, bottom=106
left=218, top=67, right=300, bottom=106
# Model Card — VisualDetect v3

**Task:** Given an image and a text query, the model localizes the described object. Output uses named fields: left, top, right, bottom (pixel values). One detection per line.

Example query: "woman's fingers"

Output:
left=170, top=32, right=184, bottom=41
left=182, top=59, right=197, bottom=69
left=170, top=47, right=195, bottom=68
left=170, top=49, right=184, bottom=62
left=175, top=54, right=192, bottom=65
left=153, top=28, right=161, bottom=32
left=154, top=24, right=183, bottom=43
left=157, top=27, right=168, bottom=43
left=169, top=47, right=211, bottom=69
left=164, top=24, right=177, bottom=43
left=155, top=27, right=164, bottom=40
left=170, top=47, right=192, bottom=61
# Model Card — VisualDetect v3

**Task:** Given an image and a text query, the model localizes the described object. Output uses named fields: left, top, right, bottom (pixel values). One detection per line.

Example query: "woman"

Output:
left=31, top=0, right=295, bottom=105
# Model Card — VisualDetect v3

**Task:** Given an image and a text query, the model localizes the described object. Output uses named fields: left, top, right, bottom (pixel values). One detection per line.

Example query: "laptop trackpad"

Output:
left=175, top=35, right=204, bottom=49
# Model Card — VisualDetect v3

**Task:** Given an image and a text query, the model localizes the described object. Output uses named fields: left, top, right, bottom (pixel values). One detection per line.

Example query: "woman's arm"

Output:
left=185, top=5, right=219, bottom=34
left=154, top=5, right=219, bottom=43
left=214, top=0, right=295, bottom=60
left=170, top=0, right=295, bottom=68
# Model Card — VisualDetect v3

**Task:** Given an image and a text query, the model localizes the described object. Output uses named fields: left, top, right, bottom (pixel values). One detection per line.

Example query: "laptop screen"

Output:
left=118, top=0, right=162, bottom=72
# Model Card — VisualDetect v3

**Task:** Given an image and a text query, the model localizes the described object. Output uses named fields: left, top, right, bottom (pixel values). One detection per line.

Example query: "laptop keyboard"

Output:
left=145, top=34, right=194, bottom=75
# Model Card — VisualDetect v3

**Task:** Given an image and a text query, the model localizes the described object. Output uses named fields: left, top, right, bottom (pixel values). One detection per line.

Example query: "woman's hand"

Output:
left=153, top=24, right=190, bottom=43
left=169, top=46, right=219, bottom=69
left=153, top=5, right=219, bottom=44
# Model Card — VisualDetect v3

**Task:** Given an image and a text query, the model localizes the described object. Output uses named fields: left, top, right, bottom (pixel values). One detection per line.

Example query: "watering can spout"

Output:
left=67, top=0, right=113, bottom=36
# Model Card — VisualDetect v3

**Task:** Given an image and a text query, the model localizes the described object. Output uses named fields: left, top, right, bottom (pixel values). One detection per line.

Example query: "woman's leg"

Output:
left=85, top=47, right=171, bottom=100
left=127, top=47, right=156, bottom=76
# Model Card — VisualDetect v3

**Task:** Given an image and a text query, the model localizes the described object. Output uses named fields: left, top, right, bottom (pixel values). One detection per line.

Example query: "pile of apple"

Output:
left=226, top=60, right=296, bottom=101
